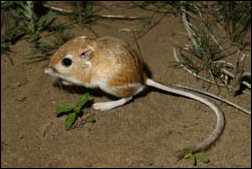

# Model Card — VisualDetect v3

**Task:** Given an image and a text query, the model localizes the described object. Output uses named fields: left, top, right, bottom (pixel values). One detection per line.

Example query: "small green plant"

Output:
left=1, top=25, right=21, bottom=55
left=1, top=7, right=24, bottom=56
left=69, top=1, right=96, bottom=26
left=1, top=25, right=23, bottom=65
left=1, top=1, right=58, bottom=61
left=183, top=149, right=209, bottom=166
left=28, top=31, right=72, bottom=63
left=176, top=1, right=250, bottom=90
left=15, top=1, right=56, bottom=42
left=176, top=26, right=225, bottom=85
left=1, top=40, right=10, bottom=54
left=134, top=1, right=179, bottom=14
left=54, top=93, right=92, bottom=130
left=1, top=40, right=15, bottom=65
left=216, top=1, right=251, bottom=49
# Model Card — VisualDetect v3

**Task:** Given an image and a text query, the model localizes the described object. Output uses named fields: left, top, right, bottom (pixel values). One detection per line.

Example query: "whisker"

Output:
left=57, top=79, right=64, bottom=90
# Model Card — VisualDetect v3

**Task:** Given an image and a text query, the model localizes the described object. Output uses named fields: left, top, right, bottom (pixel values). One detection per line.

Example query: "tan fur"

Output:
left=114, top=87, right=138, bottom=97
left=95, top=37, right=146, bottom=87
left=47, top=36, right=147, bottom=97
left=49, top=37, right=95, bottom=66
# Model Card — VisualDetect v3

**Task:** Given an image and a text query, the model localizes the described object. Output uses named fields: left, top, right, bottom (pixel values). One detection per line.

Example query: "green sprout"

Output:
left=15, top=1, right=56, bottom=42
left=27, top=30, right=72, bottom=63
left=216, top=1, right=251, bottom=49
left=183, top=149, right=209, bottom=166
left=69, top=1, right=96, bottom=26
left=54, top=93, right=92, bottom=130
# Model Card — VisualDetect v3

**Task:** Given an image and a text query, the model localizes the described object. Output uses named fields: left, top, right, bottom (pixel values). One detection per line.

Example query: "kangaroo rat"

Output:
left=44, top=36, right=224, bottom=154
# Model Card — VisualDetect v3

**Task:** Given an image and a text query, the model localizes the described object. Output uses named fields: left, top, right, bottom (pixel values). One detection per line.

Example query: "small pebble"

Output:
left=17, top=95, right=26, bottom=102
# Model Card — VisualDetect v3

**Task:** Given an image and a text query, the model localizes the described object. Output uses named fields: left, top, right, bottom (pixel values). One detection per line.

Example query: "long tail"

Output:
left=146, top=79, right=225, bottom=154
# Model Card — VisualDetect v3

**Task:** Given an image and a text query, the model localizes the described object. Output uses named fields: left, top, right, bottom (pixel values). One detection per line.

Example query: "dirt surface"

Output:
left=1, top=2, right=251, bottom=168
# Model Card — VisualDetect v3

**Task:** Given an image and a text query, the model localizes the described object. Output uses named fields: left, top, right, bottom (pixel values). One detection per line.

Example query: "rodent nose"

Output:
left=44, top=66, right=51, bottom=74
left=44, top=66, right=57, bottom=74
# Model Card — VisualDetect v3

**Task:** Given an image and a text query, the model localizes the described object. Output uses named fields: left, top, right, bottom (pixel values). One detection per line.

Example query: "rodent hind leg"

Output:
left=92, top=96, right=133, bottom=111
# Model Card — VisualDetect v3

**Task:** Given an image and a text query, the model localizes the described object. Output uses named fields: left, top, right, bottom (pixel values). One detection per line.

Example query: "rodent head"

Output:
left=44, top=36, right=96, bottom=86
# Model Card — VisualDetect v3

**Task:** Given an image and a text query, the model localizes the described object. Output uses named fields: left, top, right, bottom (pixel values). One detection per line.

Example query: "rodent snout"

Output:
left=44, top=66, right=57, bottom=75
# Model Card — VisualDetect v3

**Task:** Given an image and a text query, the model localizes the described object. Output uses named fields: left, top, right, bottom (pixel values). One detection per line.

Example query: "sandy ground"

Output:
left=1, top=2, right=251, bottom=168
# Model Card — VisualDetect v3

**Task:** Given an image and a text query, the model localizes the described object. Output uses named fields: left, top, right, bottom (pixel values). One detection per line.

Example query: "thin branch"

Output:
left=4, top=53, right=15, bottom=66
left=43, top=4, right=72, bottom=13
left=43, top=3, right=149, bottom=20
left=136, top=12, right=168, bottom=40
left=220, top=55, right=251, bottom=90
left=174, top=48, right=251, bottom=92
left=181, top=2, right=199, bottom=51
left=118, top=28, right=140, bottom=33
left=132, top=1, right=177, bottom=15
left=173, top=48, right=226, bottom=87
left=132, top=30, right=142, bottom=57
left=96, top=14, right=150, bottom=20
left=179, top=3, right=251, bottom=91
left=176, top=85, right=251, bottom=115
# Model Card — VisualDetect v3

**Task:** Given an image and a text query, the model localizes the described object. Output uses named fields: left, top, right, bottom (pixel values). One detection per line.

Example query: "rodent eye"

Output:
left=62, top=58, right=72, bottom=67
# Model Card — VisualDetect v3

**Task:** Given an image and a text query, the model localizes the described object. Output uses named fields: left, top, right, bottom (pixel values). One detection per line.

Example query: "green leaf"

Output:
left=196, top=153, right=209, bottom=163
left=5, top=27, right=18, bottom=40
left=37, top=11, right=56, bottom=31
left=184, top=153, right=192, bottom=159
left=37, top=15, right=48, bottom=30
left=85, top=114, right=96, bottom=123
left=189, top=155, right=197, bottom=166
left=1, top=41, right=8, bottom=50
left=65, top=112, right=77, bottom=130
left=75, top=93, right=89, bottom=113
left=16, top=1, right=26, bottom=9
left=54, top=103, right=74, bottom=116
left=16, top=1, right=33, bottom=19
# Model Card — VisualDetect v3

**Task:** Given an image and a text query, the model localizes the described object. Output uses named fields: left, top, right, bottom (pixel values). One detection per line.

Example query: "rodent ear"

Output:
left=80, top=49, right=93, bottom=61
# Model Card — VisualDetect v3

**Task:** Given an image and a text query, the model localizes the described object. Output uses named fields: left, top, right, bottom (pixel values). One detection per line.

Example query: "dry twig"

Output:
left=179, top=2, right=251, bottom=92
left=42, top=3, right=149, bottom=20
left=176, top=85, right=251, bottom=115
left=136, top=12, right=168, bottom=40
